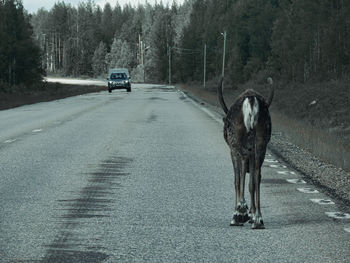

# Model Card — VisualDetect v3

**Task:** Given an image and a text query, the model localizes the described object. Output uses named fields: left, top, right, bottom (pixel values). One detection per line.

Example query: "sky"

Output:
left=23, top=0, right=184, bottom=13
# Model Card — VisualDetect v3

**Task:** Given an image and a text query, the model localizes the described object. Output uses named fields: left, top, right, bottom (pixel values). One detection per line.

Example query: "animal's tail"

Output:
left=266, top=77, right=274, bottom=107
left=217, top=77, right=228, bottom=114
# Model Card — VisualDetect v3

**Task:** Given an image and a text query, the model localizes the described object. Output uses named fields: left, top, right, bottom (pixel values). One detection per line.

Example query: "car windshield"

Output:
left=110, top=73, right=127, bottom=80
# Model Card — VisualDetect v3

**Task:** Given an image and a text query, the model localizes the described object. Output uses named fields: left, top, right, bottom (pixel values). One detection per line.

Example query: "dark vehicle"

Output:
left=107, top=72, right=131, bottom=93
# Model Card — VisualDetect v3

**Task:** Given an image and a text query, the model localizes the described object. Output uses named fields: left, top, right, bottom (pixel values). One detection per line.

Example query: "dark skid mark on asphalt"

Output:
left=148, top=96, right=167, bottom=101
left=147, top=113, right=158, bottom=123
left=41, top=156, right=132, bottom=263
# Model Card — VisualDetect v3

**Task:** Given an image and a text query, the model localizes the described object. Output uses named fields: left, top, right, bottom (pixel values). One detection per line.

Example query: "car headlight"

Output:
left=124, top=80, right=129, bottom=84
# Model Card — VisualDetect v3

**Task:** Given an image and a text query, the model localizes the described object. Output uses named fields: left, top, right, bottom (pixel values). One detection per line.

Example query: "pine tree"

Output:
left=0, top=0, right=43, bottom=88
left=101, top=3, right=114, bottom=49
left=92, top=41, right=107, bottom=77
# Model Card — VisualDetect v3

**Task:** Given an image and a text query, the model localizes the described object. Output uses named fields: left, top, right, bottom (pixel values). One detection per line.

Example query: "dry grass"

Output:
left=0, top=83, right=105, bottom=110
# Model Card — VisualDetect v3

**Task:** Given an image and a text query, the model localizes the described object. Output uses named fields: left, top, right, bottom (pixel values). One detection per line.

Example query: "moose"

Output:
left=218, top=77, right=274, bottom=229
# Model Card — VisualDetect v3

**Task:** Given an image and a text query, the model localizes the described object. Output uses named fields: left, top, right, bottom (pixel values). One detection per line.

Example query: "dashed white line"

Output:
left=310, top=199, right=335, bottom=205
left=269, top=164, right=287, bottom=168
left=4, top=139, right=17, bottom=143
left=278, top=170, right=296, bottom=175
left=286, top=179, right=306, bottom=184
left=297, top=188, right=319, bottom=194
left=32, top=129, right=43, bottom=133
left=325, top=212, right=350, bottom=219
left=265, top=159, right=279, bottom=163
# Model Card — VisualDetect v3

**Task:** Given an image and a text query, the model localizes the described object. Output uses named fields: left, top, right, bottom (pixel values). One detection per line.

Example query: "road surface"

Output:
left=0, top=82, right=349, bottom=262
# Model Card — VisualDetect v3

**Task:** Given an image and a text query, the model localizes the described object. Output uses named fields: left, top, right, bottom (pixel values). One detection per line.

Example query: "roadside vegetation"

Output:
left=0, top=0, right=43, bottom=92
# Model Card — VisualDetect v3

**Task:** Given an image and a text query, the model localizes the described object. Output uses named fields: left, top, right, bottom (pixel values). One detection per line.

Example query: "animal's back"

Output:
left=224, top=89, right=272, bottom=155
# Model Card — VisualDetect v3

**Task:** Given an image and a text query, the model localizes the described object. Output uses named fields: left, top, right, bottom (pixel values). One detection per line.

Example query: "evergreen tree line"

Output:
left=179, top=0, right=350, bottom=83
left=0, top=0, right=43, bottom=89
left=32, top=0, right=350, bottom=84
left=2, top=0, right=349, bottom=88
left=30, top=0, right=194, bottom=82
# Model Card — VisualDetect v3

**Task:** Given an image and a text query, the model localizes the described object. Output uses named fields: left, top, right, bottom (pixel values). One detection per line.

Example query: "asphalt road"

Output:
left=0, top=82, right=349, bottom=262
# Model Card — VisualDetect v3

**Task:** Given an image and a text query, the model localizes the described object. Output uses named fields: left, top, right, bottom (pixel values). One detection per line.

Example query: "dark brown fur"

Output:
left=218, top=77, right=274, bottom=229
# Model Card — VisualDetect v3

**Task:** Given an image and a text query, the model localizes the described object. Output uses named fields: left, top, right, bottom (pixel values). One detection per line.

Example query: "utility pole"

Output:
left=203, top=44, right=207, bottom=89
left=138, top=34, right=142, bottom=64
left=143, top=45, right=150, bottom=83
left=141, top=41, right=145, bottom=83
left=221, top=31, right=227, bottom=79
left=168, top=45, right=172, bottom=85
left=141, top=41, right=144, bottom=66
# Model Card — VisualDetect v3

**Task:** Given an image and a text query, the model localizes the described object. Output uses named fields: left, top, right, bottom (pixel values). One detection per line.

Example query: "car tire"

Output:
left=127, top=87, right=131, bottom=92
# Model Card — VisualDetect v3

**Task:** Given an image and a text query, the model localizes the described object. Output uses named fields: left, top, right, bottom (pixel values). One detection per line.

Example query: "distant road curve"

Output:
left=45, top=77, right=106, bottom=86
left=44, top=77, right=163, bottom=89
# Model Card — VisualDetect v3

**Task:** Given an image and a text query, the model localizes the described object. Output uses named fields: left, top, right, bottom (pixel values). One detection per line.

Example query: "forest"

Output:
left=0, top=0, right=43, bottom=90
left=1, top=0, right=350, bottom=89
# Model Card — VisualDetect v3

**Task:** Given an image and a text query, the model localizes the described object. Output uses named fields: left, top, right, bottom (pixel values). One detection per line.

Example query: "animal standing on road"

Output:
left=218, top=77, right=274, bottom=229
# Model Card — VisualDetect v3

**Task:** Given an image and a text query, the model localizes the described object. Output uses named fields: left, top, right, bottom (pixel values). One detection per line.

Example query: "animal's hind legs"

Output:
left=248, top=156, right=256, bottom=224
left=251, top=166, right=265, bottom=229
left=230, top=154, right=250, bottom=226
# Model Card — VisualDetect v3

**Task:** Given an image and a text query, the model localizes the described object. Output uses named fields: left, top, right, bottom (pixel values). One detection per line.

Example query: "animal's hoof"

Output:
left=248, top=214, right=254, bottom=224
left=230, top=219, right=244, bottom=226
left=251, top=217, right=265, bottom=229
left=232, top=212, right=250, bottom=224
left=252, top=223, right=265, bottom=229
left=239, top=213, right=250, bottom=223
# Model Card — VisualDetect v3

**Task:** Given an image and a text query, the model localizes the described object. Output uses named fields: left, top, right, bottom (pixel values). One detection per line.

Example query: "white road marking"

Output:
left=310, top=199, right=335, bottom=205
left=181, top=91, right=223, bottom=124
left=344, top=226, right=350, bottom=233
left=265, top=159, right=278, bottom=163
left=32, top=129, right=42, bottom=133
left=297, top=188, right=319, bottom=194
left=286, top=179, right=306, bottom=184
left=325, top=212, right=350, bottom=219
left=199, top=106, right=222, bottom=123
left=278, top=170, right=296, bottom=175
left=4, top=139, right=17, bottom=143
left=269, top=164, right=287, bottom=168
